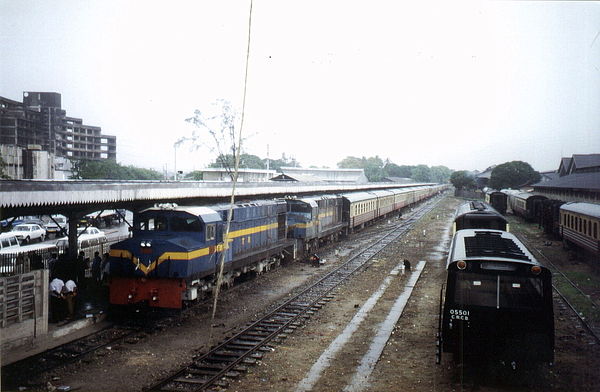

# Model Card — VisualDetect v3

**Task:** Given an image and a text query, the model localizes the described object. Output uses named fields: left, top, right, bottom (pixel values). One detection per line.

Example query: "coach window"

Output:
left=594, top=222, right=598, bottom=239
left=584, top=219, right=587, bottom=235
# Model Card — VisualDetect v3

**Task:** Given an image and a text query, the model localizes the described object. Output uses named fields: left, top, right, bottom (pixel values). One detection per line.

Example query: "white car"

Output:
left=55, top=227, right=107, bottom=257
left=0, top=232, right=21, bottom=253
left=11, top=223, right=46, bottom=244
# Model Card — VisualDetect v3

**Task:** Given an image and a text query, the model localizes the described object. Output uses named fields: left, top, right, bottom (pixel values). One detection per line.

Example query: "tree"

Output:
left=209, top=153, right=264, bottom=169
left=383, top=163, right=412, bottom=178
left=183, top=99, right=246, bottom=180
left=337, top=156, right=365, bottom=169
left=0, top=156, right=10, bottom=179
left=70, top=159, right=163, bottom=180
left=450, top=170, right=475, bottom=190
left=411, top=165, right=431, bottom=182
left=429, top=165, right=452, bottom=183
left=489, top=161, right=541, bottom=190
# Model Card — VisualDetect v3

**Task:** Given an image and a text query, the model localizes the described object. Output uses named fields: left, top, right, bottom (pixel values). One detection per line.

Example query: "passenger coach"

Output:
left=559, top=202, right=600, bottom=257
left=438, top=229, right=554, bottom=366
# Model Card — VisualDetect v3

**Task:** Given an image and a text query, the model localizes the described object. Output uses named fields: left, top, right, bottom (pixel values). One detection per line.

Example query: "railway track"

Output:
left=514, top=232, right=600, bottom=344
left=145, top=196, right=444, bottom=392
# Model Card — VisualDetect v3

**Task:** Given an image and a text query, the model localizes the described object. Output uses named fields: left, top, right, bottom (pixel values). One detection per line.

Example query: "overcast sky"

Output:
left=1, top=1, right=599, bottom=173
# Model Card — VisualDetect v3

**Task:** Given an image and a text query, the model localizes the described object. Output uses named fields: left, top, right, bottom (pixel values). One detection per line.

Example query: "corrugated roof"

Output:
left=532, top=172, right=600, bottom=191
left=572, top=154, right=600, bottom=170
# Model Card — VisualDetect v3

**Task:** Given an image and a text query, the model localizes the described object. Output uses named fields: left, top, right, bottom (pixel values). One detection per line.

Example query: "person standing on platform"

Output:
left=49, top=277, right=65, bottom=323
left=62, top=279, right=78, bottom=320
left=91, top=251, right=102, bottom=286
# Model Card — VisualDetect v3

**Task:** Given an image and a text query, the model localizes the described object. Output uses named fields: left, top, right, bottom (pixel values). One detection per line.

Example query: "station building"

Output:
left=0, top=92, right=116, bottom=180
left=532, top=153, right=600, bottom=204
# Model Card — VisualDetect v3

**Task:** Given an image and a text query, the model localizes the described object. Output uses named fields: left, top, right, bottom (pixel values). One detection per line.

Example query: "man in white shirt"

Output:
left=62, top=280, right=78, bottom=320
left=49, top=278, right=65, bottom=322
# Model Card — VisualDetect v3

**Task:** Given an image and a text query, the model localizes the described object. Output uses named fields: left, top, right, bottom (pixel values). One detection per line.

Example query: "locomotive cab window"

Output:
left=454, top=272, right=544, bottom=310
left=171, top=216, right=202, bottom=232
left=206, top=224, right=215, bottom=241
left=139, top=216, right=168, bottom=231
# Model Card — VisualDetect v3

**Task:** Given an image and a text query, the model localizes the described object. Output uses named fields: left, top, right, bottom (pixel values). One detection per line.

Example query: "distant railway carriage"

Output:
left=453, top=201, right=508, bottom=233
left=341, top=192, right=379, bottom=231
left=559, top=202, right=600, bottom=256
left=438, top=229, right=554, bottom=366
left=484, top=190, right=508, bottom=215
left=508, top=192, right=547, bottom=222
left=369, top=189, right=396, bottom=218
left=541, top=199, right=565, bottom=237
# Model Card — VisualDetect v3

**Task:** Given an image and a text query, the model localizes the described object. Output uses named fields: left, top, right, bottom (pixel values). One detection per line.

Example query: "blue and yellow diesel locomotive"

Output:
left=109, top=200, right=291, bottom=308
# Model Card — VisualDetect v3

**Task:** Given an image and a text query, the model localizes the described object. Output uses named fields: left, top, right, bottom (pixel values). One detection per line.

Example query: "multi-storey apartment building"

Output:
left=0, top=92, right=116, bottom=179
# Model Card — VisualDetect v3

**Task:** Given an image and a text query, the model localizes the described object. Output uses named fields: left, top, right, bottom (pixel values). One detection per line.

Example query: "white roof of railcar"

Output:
left=368, top=189, right=395, bottom=197
left=340, top=191, right=378, bottom=203
left=447, top=229, right=539, bottom=267
left=560, top=202, right=600, bottom=219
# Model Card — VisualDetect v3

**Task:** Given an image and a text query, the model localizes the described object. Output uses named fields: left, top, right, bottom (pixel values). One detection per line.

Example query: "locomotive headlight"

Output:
left=531, top=265, right=542, bottom=275
left=140, top=241, right=146, bottom=248
left=456, top=260, right=467, bottom=270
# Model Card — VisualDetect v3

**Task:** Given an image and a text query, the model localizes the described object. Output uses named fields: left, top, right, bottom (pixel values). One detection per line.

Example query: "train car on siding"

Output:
left=484, top=190, right=508, bottom=215
left=559, top=202, right=600, bottom=257
left=437, top=229, right=554, bottom=367
left=508, top=192, right=547, bottom=222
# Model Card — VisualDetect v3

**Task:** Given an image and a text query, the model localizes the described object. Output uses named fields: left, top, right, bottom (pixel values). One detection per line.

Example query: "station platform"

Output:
left=2, top=283, right=111, bottom=366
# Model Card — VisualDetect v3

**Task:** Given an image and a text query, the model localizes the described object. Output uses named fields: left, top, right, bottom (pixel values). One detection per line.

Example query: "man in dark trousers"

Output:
left=403, top=259, right=411, bottom=271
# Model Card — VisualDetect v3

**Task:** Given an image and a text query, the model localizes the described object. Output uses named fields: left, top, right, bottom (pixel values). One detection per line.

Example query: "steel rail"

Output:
left=146, top=196, right=444, bottom=392
left=514, top=233, right=600, bottom=344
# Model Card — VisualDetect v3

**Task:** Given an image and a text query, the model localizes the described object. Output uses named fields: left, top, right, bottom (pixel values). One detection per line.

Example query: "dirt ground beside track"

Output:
left=16, top=196, right=600, bottom=392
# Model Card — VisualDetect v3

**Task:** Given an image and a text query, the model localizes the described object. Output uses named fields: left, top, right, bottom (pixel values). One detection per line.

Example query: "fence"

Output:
left=0, top=235, right=129, bottom=278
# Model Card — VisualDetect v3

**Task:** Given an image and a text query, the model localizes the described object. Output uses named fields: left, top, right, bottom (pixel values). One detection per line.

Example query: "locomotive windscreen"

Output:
left=453, top=272, right=544, bottom=309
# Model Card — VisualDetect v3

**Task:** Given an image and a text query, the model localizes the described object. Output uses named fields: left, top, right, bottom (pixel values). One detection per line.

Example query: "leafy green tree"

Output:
left=337, top=156, right=365, bottom=169
left=70, top=159, right=163, bottom=180
left=489, top=161, right=541, bottom=190
left=383, top=163, right=412, bottom=178
left=184, top=171, right=203, bottom=180
left=429, top=165, right=452, bottom=183
left=450, top=170, right=475, bottom=190
left=411, top=165, right=431, bottom=182
left=209, top=153, right=265, bottom=169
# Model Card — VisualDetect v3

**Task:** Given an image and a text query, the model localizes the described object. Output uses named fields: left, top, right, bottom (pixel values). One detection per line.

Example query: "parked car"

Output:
left=55, top=227, right=108, bottom=259
left=44, top=215, right=68, bottom=238
left=0, top=232, right=21, bottom=253
left=11, top=223, right=46, bottom=244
